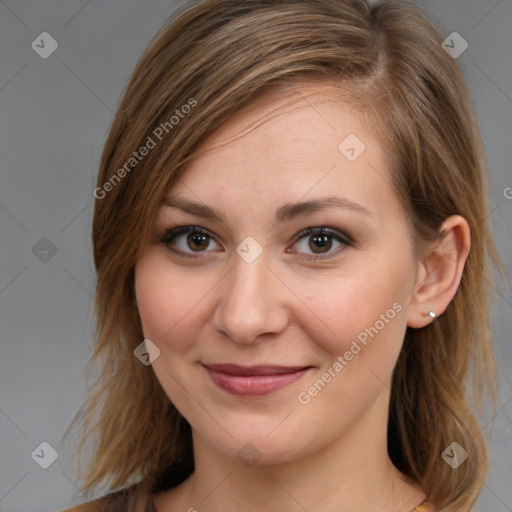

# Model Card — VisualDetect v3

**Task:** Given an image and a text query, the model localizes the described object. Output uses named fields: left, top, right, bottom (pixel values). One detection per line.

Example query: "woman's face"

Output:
left=135, top=85, right=421, bottom=465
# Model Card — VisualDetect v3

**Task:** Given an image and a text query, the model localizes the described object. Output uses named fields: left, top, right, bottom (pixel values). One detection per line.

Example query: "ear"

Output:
left=407, top=215, right=471, bottom=328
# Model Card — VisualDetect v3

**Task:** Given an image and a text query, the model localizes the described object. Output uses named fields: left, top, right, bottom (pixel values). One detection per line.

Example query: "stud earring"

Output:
left=427, top=311, right=436, bottom=320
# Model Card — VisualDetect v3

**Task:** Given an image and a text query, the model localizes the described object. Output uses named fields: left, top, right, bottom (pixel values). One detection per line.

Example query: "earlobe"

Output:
left=406, top=215, right=471, bottom=329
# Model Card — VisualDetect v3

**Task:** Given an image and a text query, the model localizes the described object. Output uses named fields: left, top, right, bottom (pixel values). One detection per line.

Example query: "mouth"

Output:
left=201, top=363, right=313, bottom=397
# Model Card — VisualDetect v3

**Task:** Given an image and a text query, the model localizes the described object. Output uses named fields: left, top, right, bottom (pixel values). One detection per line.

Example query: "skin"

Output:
left=134, top=83, right=470, bottom=512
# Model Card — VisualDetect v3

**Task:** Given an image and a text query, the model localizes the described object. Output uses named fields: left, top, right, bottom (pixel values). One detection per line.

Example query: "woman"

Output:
left=62, top=0, right=504, bottom=511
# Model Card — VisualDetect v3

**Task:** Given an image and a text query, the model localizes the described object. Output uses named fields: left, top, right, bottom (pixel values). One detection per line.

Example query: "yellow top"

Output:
left=414, top=503, right=433, bottom=512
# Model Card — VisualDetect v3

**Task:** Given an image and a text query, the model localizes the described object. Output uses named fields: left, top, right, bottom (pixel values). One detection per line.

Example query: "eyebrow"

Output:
left=161, top=195, right=372, bottom=223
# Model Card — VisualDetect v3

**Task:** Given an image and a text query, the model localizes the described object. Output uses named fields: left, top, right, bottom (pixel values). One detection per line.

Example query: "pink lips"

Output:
left=203, top=363, right=312, bottom=397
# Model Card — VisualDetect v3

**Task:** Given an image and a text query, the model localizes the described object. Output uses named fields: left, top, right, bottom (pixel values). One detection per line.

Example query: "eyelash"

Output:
left=158, top=225, right=353, bottom=261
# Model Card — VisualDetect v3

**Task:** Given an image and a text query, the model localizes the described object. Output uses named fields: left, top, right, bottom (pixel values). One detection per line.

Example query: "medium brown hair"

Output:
left=63, top=1, right=506, bottom=510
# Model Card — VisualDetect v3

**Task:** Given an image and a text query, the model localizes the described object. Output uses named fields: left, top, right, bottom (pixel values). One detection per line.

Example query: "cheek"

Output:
left=134, top=253, right=215, bottom=353
left=293, top=259, right=410, bottom=360
left=135, top=266, right=173, bottom=341
left=135, top=234, right=414, bottom=363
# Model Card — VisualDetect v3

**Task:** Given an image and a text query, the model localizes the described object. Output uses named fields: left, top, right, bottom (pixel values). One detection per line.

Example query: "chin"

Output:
left=192, top=413, right=324, bottom=468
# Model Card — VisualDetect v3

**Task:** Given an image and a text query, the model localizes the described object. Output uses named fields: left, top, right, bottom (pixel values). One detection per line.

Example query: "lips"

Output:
left=202, top=363, right=312, bottom=397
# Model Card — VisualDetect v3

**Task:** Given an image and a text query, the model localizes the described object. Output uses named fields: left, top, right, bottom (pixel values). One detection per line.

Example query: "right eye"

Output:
left=159, top=225, right=222, bottom=258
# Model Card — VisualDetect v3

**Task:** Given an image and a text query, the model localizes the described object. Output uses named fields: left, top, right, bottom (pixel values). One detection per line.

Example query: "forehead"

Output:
left=199, top=82, right=370, bottom=154
left=182, top=84, right=377, bottom=179
left=163, top=83, right=403, bottom=230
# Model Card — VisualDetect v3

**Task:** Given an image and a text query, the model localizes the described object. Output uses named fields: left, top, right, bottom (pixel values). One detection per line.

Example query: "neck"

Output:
left=161, top=393, right=426, bottom=512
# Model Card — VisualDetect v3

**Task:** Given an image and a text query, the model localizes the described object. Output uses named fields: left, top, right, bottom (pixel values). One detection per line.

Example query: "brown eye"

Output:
left=160, top=225, right=221, bottom=256
left=289, top=227, right=351, bottom=260
left=187, top=232, right=210, bottom=251
left=308, top=234, right=333, bottom=253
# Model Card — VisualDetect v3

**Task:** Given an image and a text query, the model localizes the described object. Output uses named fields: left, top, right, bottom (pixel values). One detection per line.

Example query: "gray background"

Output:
left=0, top=1, right=510, bottom=511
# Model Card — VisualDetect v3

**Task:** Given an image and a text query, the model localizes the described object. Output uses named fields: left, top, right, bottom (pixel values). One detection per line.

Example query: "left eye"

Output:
left=159, top=225, right=351, bottom=259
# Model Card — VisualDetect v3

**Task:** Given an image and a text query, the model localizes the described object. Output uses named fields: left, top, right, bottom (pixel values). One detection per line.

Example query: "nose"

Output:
left=212, top=249, right=289, bottom=344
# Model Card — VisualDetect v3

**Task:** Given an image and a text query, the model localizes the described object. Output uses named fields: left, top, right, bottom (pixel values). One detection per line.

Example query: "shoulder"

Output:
left=61, top=506, right=96, bottom=512
left=59, top=468, right=190, bottom=512
left=414, top=504, right=477, bottom=512
left=60, top=489, right=129, bottom=512
left=60, top=501, right=103, bottom=512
